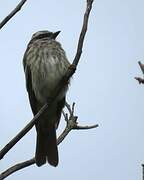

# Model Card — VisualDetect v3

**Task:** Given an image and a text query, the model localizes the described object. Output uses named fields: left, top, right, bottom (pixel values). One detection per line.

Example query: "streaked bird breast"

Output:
left=26, top=39, right=70, bottom=103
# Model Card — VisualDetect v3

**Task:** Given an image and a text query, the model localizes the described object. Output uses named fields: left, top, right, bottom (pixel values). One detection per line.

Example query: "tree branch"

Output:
left=142, top=164, right=144, bottom=180
left=0, top=0, right=27, bottom=30
left=74, top=124, right=99, bottom=130
left=73, top=0, right=94, bottom=66
left=0, top=102, right=98, bottom=179
left=0, top=0, right=94, bottom=160
left=135, top=61, right=144, bottom=84
left=0, top=158, right=35, bottom=180
left=135, top=77, right=144, bottom=84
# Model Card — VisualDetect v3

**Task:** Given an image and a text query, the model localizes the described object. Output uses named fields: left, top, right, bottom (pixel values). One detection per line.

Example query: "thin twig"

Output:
left=0, top=0, right=94, bottom=160
left=135, top=77, right=144, bottom=84
left=0, top=158, right=35, bottom=180
left=142, top=164, right=144, bottom=180
left=62, top=111, right=68, bottom=122
left=0, top=102, right=98, bottom=179
left=65, top=102, right=72, bottom=114
left=135, top=61, right=144, bottom=84
left=72, top=102, right=75, bottom=115
left=73, top=0, right=94, bottom=66
left=0, top=0, right=27, bottom=30
left=138, top=61, right=144, bottom=74
left=74, top=124, right=99, bottom=130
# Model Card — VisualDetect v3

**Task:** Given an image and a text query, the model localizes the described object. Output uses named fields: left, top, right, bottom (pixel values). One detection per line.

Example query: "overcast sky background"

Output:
left=0, top=0, right=144, bottom=180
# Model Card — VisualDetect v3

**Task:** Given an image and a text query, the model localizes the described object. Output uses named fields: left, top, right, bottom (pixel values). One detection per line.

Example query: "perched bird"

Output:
left=23, top=30, right=70, bottom=167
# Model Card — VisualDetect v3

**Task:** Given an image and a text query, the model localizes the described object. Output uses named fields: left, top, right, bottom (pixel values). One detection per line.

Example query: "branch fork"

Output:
left=0, top=102, right=98, bottom=179
left=135, top=61, right=144, bottom=84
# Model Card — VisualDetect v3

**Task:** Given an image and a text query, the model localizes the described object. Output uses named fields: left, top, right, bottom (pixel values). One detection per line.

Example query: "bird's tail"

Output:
left=35, top=124, right=58, bottom=167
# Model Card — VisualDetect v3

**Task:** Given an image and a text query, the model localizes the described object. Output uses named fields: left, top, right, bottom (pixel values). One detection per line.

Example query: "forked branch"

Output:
left=0, top=102, right=98, bottom=179
left=135, top=61, right=144, bottom=84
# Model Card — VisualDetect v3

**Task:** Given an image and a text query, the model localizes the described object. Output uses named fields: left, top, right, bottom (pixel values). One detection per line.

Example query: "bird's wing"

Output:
left=24, top=63, right=38, bottom=115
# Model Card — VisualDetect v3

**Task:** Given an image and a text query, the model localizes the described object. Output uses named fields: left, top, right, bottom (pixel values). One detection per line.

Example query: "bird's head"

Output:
left=31, top=30, right=61, bottom=41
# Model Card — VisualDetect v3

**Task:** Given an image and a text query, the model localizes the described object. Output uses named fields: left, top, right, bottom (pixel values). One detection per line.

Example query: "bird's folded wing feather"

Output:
left=24, top=62, right=38, bottom=116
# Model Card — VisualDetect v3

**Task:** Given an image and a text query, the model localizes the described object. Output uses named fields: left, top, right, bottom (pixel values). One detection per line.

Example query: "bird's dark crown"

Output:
left=31, top=30, right=61, bottom=41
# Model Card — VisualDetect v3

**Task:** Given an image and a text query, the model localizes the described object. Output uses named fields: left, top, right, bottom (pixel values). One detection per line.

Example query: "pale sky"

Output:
left=0, top=0, right=144, bottom=180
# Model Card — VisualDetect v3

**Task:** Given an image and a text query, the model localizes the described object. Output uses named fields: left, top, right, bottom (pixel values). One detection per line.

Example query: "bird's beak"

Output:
left=53, top=31, right=61, bottom=39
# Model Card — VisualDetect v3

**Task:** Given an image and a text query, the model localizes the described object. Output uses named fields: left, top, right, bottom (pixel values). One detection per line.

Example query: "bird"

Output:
left=23, top=30, right=70, bottom=167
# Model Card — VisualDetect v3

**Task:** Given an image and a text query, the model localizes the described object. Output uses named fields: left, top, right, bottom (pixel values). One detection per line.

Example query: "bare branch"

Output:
left=135, top=61, right=144, bottom=84
left=0, top=0, right=27, bottom=30
left=0, top=0, right=94, bottom=160
left=62, top=111, right=68, bottom=122
left=71, top=102, right=75, bottom=115
left=138, top=61, right=144, bottom=74
left=0, top=158, right=35, bottom=180
left=65, top=101, right=72, bottom=114
left=74, top=124, right=99, bottom=130
left=0, top=102, right=98, bottom=179
left=135, top=77, right=144, bottom=84
left=73, top=0, right=94, bottom=66
left=142, top=164, right=144, bottom=180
